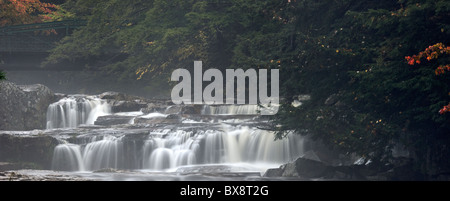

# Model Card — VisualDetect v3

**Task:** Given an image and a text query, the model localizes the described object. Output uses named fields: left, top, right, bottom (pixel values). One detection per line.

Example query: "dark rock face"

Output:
left=263, top=168, right=284, bottom=177
left=109, top=100, right=148, bottom=113
left=263, top=155, right=425, bottom=180
left=0, top=134, right=59, bottom=169
left=181, top=105, right=204, bottom=115
left=100, top=91, right=171, bottom=113
left=0, top=81, right=56, bottom=130
left=94, top=115, right=135, bottom=126
left=99, top=91, right=141, bottom=101
left=294, top=158, right=328, bottom=178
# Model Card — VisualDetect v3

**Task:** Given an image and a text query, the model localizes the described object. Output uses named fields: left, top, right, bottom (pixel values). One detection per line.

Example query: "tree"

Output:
left=0, top=0, right=58, bottom=26
left=405, top=43, right=450, bottom=114
left=0, top=0, right=62, bottom=81
left=272, top=0, right=450, bottom=175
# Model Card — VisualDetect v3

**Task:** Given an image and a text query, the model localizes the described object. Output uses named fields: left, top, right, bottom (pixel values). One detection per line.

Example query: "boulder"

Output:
left=134, top=114, right=182, bottom=124
left=109, top=100, right=148, bottom=113
left=99, top=91, right=141, bottom=101
left=94, top=115, right=135, bottom=126
left=0, top=81, right=56, bottom=130
left=163, top=105, right=182, bottom=114
left=0, top=134, right=59, bottom=169
left=141, top=103, right=167, bottom=113
left=181, top=105, right=204, bottom=115
left=263, top=168, right=284, bottom=177
left=294, top=157, right=328, bottom=178
left=263, top=157, right=329, bottom=178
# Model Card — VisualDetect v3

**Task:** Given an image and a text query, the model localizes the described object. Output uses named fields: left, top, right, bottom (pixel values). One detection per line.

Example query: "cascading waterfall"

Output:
left=143, top=129, right=198, bottom=170
left=82, top=135, right=123, bottom=171
left=51, top=127, right=303, bottom=171
left=51, top=143, right=84, bottom=171
left=52, top=135, right=124, bottom=171
left=46, top=96, right=111, bottom=129
left=50, top=97, right=304, bottom=173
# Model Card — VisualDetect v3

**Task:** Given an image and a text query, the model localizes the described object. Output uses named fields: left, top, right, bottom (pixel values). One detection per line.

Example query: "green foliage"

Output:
left=0, top=70, right=5, bottom=80
left=272, top=0, right=450, bottom=173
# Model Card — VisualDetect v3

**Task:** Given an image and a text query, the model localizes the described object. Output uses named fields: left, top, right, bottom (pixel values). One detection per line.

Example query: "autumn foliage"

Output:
left=0, top=0, right=58, bottom=27
left=405, top=43, right=450, bottom=114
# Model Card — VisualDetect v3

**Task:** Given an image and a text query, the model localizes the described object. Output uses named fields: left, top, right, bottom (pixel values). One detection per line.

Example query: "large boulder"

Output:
left=108, top=100, right=148, bottom=113
left=0, top=134, right=59, bottom=169
left=99, top=91, right=142, bottom=101
left=0, top=81, right=56, bottom=130
left=264, top=157, right=329, bottom=178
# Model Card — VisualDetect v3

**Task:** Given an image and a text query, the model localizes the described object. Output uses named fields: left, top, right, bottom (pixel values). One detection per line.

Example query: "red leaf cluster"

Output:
left=439, top=103, right=450, bottom=115
left=435, top=64, right=450, bottom=75
left=0, top=0, right=57, bottom=26
left=405, top=43, right=450, bottom=115
left=405, top=43, right=450, bottom=66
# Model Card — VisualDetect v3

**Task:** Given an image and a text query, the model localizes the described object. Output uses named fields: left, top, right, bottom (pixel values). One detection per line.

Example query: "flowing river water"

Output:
left=6, top=94, right=307, bottom=180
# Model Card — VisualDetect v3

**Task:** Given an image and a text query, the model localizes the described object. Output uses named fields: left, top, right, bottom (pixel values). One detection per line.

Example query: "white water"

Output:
left=51, top=126, right=303, bottom=171
left=49, top=97, right=303, bottom=173
left=46, top=96, right=111, bottom=129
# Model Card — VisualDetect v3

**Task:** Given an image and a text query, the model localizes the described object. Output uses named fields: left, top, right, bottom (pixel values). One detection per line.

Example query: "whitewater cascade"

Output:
left=46, top=96, right=111, bottom=129
left=52, top=127, right=303, bottom=171
left=49, top=100, right=304, bottom=172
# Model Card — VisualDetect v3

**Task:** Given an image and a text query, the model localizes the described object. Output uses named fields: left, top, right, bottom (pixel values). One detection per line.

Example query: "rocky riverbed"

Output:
left=1, top=81, right=431, bottom=181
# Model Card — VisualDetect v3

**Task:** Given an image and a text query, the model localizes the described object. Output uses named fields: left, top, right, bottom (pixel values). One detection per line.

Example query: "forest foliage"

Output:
left=28, top=0, right=450, bottom=175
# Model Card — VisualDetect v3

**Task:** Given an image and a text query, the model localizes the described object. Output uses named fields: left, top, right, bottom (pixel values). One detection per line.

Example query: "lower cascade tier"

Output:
left=51, top=126, right=304, bottom=172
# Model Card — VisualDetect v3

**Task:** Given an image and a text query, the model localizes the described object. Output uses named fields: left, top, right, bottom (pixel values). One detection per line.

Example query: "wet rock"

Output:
left=0, top=170, right=93, bottom=181
left=176, top=165, right=255, bottom=174
left=281, top=163, right=299, bottom=177
left=263, top=168, right=284, bottom=177
left=99, top=91, right=142, bottom=101
left=164, top=105, right=182, bottom=114
left=324, top=94, right=339, bottom=106
left=294, top=157, right=328, bottom=178
left=0, top=81, right=56, bottom=130
left=95, top=115, right=134, bottom=126
left=94, top=168, right=119, bottom=173
left=134, top=114, right=182, bottom=124
left=181, top=105, right=204, bottom=115
left=54, top=93, right=67, bottom=100
left=0, top=162, right=42, bottom=171
left=109, top=100, right=148, bottom=113
left=141, top=103, right=167, bottom=113
left=0, top=134, right=59, bottom=169
left=264, top=157, right=335, bottom=179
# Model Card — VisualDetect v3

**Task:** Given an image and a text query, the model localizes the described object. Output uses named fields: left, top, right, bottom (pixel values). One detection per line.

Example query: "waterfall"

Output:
left=51, top=135, right=124, bottom=171
left=52, top=143, right=84, bottom=171
left=142, top=130, right=198, bottom=170
left=51, top=127, right=303, bottom=171
left=82, top=135, right=123, bottom=171
left=49, top=97, right=304, bottom=172
left=46, top=96, right=111, bottom=129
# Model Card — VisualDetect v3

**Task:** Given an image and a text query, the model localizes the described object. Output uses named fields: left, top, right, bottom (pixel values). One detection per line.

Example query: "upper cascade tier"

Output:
left=46, top=95, right=111, bottom=129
